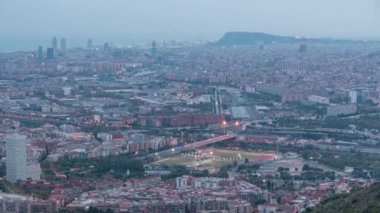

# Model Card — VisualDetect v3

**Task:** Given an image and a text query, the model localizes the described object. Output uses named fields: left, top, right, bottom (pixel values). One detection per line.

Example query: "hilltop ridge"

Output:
left=313, top=182, right=380, bottom=213
left=216, top=31, right=374, bottom=45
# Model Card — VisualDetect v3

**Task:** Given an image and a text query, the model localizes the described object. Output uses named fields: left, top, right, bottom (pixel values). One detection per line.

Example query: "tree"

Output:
left=244, top=158, right=249, bottom=164
left=302, top=164, right=310, bottom=171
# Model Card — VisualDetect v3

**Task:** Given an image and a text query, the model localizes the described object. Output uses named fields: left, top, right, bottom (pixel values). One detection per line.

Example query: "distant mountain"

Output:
left=216, top=32, right=372, bottom=45
left=313, top=183, right=380, bottom=213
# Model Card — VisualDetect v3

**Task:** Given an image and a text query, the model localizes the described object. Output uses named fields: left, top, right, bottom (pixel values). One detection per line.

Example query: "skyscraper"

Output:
left=299, top=44, right=307, bottom=53
left=103, top=42, right=110, bottom=51
left=349, top=90, right=358, bottom=104
left=151, top=41, right=157, bottom=56
left=60, top=38, right=66, bottom=54
left=47, top=48, right=55, bottom=59
left=6, top=134, right=27, bottom=183
left=37, top=46, right=43, bottom=60
left=52, top=37, right=58, bottom=50
left=87, top=39, right=93, bottom=49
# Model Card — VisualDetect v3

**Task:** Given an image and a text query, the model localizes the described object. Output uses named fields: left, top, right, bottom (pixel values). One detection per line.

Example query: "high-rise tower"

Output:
left=47, top=47, right=55, bottom=59
left=52, top=37, right=58, bottom=50
left=151, top=41, right=157, bottom=56
left=6, top=134, right=27, bottom=183
left=37, top=46, right=43, bottom=60
left=60, top=38, right=66, bottom=54
left=87, top=39, right=93, bottom=49
left=349, top=90, right=358, bottom=104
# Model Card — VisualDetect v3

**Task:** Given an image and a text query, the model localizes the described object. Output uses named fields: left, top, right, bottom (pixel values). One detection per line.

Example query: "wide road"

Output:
left=150, top=134, right=237, bottom=157
left=184, top=134, right=237, bottom=149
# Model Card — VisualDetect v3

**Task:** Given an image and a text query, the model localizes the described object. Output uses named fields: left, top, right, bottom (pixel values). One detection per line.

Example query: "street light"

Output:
left=234, top=121, right=240, bottom=127
left=222, top=121, right=227, bottom=135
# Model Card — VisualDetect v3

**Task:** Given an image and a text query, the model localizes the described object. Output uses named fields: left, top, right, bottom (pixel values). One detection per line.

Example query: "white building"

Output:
left=188, top=95, right=211, bottom=105
left=349, top=90, right=358, bottom=104
left=308, top=95, right=330, bottom=104
left=176, top=176, right=192, bottom=188
left=193, top=178, right=220, bottom=189
left=41, top=104, right=52, bottom=113
left=245, top=86, right=256, bottom=93
left=62, top=86, right=72, bottom=96
left=26, top=163, right=41, bottom=181
left=93, top=115, right=101, bottom=123
left=98, top=132, right=112, bottom=142
left=6, top=134, right=27, bottom=183
left=327, top=104, right=358, bottom=116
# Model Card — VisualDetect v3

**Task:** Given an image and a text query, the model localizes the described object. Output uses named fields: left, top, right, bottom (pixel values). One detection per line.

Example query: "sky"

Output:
left=0, top=0, right=379, bottom=51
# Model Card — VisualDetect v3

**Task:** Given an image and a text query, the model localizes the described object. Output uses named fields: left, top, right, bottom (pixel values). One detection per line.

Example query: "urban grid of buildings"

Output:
left=0, top=34, right=379, bottom=212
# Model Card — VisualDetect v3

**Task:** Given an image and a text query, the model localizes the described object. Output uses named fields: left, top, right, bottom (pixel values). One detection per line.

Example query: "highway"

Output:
left=184, top=134, right=237, bottom=149
left=150, top=134, right=237, bottom=157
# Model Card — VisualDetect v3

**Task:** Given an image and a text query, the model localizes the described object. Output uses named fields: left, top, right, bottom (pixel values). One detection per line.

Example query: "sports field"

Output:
left=156, top=148, right=276, bottom=169
left=156, top=154, right=232, bottom=168
left=204, top=148, right=277, bottom=161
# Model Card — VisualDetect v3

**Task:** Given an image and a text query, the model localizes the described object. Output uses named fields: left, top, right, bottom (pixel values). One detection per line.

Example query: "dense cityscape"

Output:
left=0, top=30, right=380, bottom=213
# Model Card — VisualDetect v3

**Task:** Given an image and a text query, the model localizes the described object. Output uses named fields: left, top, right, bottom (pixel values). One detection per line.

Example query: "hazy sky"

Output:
left=0, top=0, right=379, bottom=51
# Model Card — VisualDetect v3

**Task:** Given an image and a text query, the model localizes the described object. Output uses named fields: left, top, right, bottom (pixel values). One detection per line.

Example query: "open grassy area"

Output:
left=156, top=154, right=232, bottom=169
left=157, top=149, right=276, bottom=169
left=214, top=151, right=269, bottom=159
left=212, top=149, right=277, bottom=161
left=42, top=155, right=145, bottom=180
left=158, top=156, right=196, bottom=166
left=303, top=149, right=380, bottom=179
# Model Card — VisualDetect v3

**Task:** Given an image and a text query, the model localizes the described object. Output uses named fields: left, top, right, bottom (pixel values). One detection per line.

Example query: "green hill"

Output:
left=216, top=32, right=375, bottom=46
left=217, top=32, right=297, bottom=45
left=313, top=183, right=380, bottom=213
